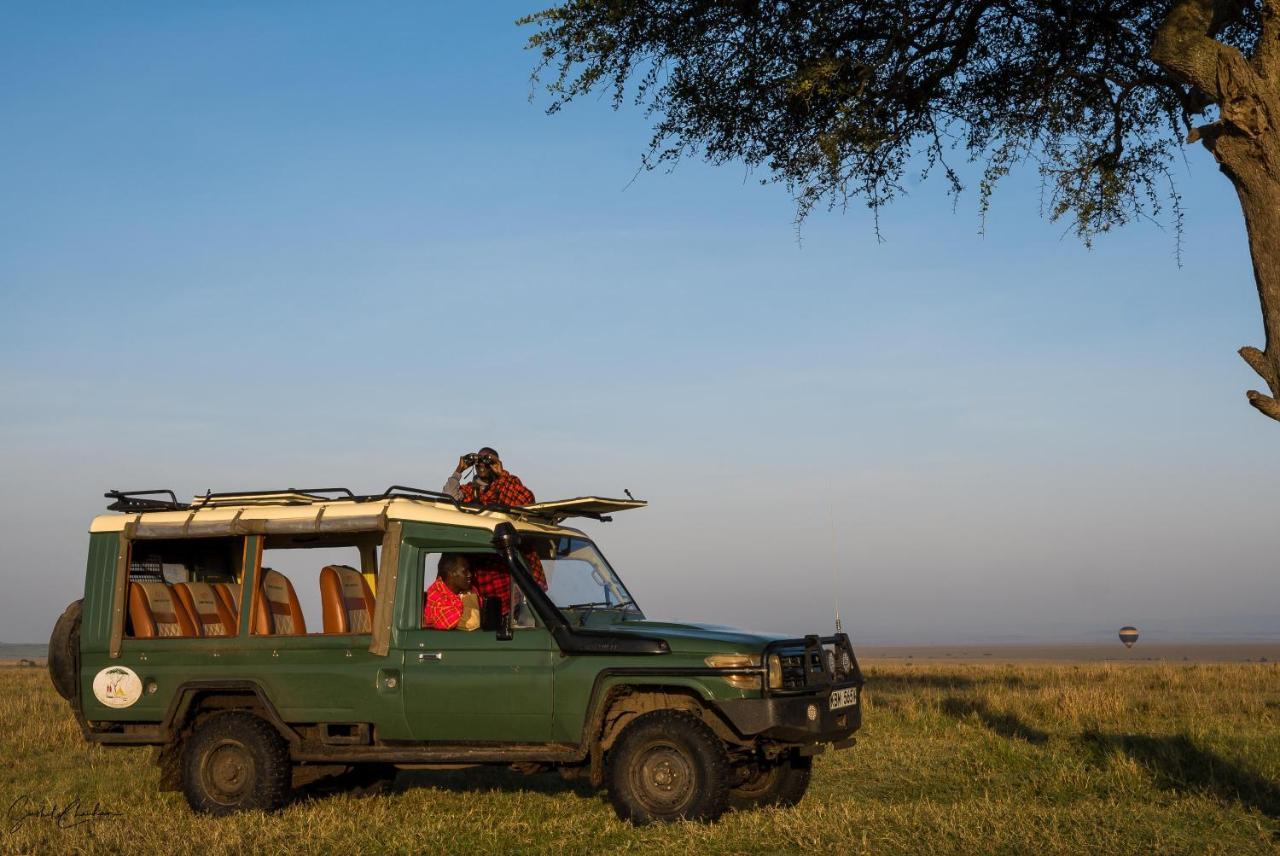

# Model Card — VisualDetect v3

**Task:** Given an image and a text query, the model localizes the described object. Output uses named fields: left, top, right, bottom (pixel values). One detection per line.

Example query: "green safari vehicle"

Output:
left=48, top=486, right=864, bottom=824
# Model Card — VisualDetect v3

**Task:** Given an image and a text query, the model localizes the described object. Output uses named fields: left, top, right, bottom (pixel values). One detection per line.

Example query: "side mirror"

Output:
left=481, top=588, right=514, bottom=640
left=496, top=609, right=514, bottom=642
left=481, top=596, right=501, bottom=631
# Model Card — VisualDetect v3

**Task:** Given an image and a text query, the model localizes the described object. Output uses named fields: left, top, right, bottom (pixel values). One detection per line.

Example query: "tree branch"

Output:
left=1240, top=345, right=1280, bottom=392
left=1151, top=0, right=1249, bottom=100
left=1246, top=389, right=1280, bottom=421
left=1260, top=0, right=1280, bottom=83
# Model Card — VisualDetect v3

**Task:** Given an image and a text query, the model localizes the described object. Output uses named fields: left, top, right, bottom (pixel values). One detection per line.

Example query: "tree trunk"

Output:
left=1152, top=0, right=1280, bottom=422
left=1231, top=172, right=1280, bottom=421
left=1203, top=73, right=1280, bottom=422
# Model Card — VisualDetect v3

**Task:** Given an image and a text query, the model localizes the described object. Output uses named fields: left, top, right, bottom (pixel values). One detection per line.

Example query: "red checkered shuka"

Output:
left=458, top=473, right=535, bottom=507
left=461, top=473, right=545, bottom=611
left=470, top=551, right=547, bottom=614
left=424, top=578, right=464, bottom=629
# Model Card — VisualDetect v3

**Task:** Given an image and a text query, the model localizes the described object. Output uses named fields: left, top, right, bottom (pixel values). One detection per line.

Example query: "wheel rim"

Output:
left=201, top=739, right=256, bottom=806
left=630, top=741, right=695, bottom=813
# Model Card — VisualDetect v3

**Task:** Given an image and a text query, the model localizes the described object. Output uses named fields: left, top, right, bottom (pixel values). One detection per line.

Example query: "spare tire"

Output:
left=47, top=599, right=82, bottom=701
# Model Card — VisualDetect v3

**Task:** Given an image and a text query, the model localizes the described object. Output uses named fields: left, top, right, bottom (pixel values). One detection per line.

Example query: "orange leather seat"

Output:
left=128, top=581, right=199, bottom=638
left=320, top=565, right=375, bottom=634
left=175, top=582, right=237, bottom=637
left=214, top=583, right=241, bottom=626
left=253, top=569, right=306, bottom=635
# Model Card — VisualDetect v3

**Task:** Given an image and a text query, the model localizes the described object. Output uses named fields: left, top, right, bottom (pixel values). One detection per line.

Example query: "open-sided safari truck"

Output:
left=48, top=486, right=863, bottom=824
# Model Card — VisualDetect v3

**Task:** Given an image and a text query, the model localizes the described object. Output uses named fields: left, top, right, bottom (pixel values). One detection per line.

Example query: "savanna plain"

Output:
left=1, top=660, right=1277, bottom=855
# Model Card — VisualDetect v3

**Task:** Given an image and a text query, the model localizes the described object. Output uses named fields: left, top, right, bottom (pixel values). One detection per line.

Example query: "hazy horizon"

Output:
left=3, top=3, right=1278, bottom=645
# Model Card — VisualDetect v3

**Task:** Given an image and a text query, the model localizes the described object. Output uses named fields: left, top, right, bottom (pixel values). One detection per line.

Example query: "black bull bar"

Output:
left=709, top=633, right=866, bottom=744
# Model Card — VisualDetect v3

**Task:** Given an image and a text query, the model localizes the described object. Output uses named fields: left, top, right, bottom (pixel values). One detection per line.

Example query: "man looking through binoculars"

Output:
left=442, top=447, right=546, bottom=612
left=442, top=447, right=534, bottom=507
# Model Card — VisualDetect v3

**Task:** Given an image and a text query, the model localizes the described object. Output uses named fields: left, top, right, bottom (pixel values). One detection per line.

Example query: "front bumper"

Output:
left=709, top=633, right=864, bottom=744
left=711, top=684, right=862, bottom=743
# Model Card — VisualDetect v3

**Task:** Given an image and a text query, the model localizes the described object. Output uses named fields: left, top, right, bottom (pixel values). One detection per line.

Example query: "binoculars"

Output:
left=463, top=452, right=498, bottom=467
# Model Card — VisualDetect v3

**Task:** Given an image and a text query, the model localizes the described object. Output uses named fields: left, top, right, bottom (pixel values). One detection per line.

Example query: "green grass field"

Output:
left=2, top=662, right=1277, bottom=855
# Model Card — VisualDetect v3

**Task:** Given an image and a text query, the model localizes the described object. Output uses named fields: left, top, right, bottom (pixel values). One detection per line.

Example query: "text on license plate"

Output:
left=829, top=687, right=858, bottom=710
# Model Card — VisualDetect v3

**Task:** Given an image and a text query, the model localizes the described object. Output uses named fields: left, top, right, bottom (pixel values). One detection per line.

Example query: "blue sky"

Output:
left=3, top=3, right=1278, bottom=644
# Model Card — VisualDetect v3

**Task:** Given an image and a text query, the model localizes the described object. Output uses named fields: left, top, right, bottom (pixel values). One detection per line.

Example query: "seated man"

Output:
left=424, top=554, right=480, bottom=631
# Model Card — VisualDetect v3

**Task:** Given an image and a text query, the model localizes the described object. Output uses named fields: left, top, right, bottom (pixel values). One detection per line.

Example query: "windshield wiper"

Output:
left=564, top=600, right=635, bottom=611
left=564, top=599, right=637, bottom=626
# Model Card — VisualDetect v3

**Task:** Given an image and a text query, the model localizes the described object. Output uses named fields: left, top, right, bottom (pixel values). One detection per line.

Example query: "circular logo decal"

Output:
left=92, top=666, right=143, bottom=709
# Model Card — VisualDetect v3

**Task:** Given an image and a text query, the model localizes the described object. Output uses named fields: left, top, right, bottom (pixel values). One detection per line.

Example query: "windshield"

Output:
left=523, top=535, right=641, bottom=616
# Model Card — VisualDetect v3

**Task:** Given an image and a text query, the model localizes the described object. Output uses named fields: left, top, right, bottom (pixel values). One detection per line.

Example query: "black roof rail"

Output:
left=105, top=490, right=189, bottom=512
left=191, top=487, right=357, bottom=507
left=379, top=485, right=460, bottom=503
left=377, top=485, right=558, bottom=520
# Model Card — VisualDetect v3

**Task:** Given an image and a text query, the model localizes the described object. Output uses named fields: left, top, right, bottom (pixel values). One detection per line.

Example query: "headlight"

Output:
left=705, top=653, right=761, bottom=690
left=767, top=654, right=782, bottom=689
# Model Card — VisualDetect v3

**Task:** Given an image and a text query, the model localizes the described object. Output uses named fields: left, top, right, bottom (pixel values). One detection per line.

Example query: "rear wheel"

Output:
left=182, top=712, right=290, bottom=815
left=47, top=600, right=82, bottom=702
left=606, top=710, right=730, bottom=825
left=728, top=752, right=812, bottom=810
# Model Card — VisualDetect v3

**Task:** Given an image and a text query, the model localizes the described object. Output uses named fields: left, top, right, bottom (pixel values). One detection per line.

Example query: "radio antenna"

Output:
left=826, top=478, right=843, bottom=634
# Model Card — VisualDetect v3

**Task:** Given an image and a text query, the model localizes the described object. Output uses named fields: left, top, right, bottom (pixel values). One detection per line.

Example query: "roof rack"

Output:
left=190, top=487, right=356, bottom=508
left=376, top=485, right=527, bottom=518
left=105, top=490, right=190, bottom=513
left=103, top=484, right=616, bottom=523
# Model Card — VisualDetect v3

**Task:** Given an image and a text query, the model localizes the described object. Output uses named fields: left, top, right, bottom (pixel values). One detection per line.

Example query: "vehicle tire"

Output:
left=605, top=710, right=731, bottom=825
left=47, top=599, right=82, bottom=702
left=728, top=752, right=812, bottom=810
left=182, top=711, right=290, bottom=815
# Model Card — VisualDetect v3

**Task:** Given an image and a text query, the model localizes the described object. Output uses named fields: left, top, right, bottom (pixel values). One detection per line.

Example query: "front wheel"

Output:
left=606, top=710, right=731, bottom=825
left=182, top=712, right=290, bottom=815
left=728, top=752, right=812, bottom=810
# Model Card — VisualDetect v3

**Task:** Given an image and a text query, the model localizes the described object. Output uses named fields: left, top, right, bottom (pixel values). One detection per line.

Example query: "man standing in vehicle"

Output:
left=442, top=447, right=546, bottom=611
left=443, top=446, right=535, bottom=507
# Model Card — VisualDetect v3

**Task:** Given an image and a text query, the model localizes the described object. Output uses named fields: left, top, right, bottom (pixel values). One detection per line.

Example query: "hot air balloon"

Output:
left=1118, top=626, right=1139, bottom=648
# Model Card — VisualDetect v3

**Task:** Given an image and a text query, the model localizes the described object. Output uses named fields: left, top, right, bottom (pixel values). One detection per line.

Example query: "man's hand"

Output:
left=490, top=457, right=506, bottom=477
left=455, top=455, right=469, bottom=475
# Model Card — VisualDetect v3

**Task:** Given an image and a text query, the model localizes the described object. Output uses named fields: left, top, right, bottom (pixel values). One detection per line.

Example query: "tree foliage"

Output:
left=521, top=1, right=1280, bottom=423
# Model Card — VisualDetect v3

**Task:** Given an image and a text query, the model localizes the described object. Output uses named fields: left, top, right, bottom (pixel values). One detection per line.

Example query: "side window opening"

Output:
left=124, top=537, right=246, bottom=640
left=254, top=534, right=381, bottom=636
left=419, top=550, right=541, bottom=632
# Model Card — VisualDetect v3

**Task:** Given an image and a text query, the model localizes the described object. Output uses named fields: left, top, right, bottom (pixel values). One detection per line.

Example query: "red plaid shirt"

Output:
left=460, top=473, right=545, bottom=612
left=459, top=472, right=535, bottom=507
left=424, top=578, right=464, bottom=629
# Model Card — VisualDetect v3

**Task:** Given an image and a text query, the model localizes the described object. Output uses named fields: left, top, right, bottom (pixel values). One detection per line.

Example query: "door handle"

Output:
left=417, top=652, right=443, bottom=662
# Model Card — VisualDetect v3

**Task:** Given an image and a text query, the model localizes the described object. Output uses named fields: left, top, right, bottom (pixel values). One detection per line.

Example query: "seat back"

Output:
left=213, top=583, right=241, bottom=626
left=253, top=569, right=306, bottom=635
left=175, top=582, right=237, bottom=637
left=320, top=564, right=375, bottom=634
left=128, top=581, right=199, bottom=638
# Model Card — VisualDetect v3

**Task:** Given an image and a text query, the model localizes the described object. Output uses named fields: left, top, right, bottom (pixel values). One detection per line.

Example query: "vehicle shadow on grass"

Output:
left=292, top=765, right=603, bottom=806
left=1081, top=731, right=1280, bottom=823
left=938, top=697, right=1050, bottom=744
left=394, top=766, right=603, bottom=800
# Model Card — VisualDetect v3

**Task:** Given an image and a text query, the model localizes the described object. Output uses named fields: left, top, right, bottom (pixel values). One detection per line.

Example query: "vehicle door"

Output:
left=397, top=542, right=554, bottom=742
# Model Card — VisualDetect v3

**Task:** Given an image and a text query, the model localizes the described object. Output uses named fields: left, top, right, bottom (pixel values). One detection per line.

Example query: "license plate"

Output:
left=829, top=687, right=858, bottom=710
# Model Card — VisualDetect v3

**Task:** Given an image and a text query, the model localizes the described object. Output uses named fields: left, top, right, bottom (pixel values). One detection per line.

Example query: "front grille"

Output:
left=774, top=639, right=860, bottom=690
left=778, top=653, right=808, bottom=689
